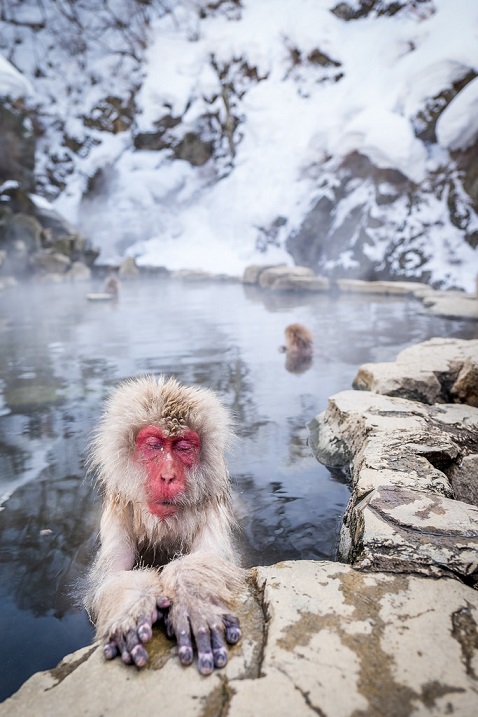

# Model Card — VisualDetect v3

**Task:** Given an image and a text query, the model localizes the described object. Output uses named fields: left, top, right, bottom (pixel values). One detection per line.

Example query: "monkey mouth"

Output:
left=147, top=500, right=180, bottom=519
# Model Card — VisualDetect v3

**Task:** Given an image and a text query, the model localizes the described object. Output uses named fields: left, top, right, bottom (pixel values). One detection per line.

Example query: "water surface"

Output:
left=0, top=277, right=475, bottom=700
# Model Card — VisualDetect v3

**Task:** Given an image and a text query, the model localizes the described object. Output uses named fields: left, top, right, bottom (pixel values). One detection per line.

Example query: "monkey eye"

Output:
left=174, top=440, right=196, bottom=452
left=145, top=437, right=163, bottom=449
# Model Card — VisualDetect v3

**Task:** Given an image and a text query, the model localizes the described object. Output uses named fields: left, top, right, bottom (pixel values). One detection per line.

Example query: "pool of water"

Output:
left=0, top=277, right=476, bottom=700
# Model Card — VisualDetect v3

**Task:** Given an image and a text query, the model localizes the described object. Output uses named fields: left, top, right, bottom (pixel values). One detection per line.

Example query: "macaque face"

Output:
left=135, top=425, right=201, bottom=519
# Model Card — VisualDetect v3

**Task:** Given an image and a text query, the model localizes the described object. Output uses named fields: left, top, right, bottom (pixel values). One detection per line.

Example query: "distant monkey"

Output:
left=279, top=323, right=314, bottom=374
left=84, top=376, right=244, bottom=674
left=103, top=276, right=120, bottom=298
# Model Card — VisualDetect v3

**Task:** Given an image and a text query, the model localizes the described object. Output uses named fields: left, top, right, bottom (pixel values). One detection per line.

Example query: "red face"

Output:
left=135, top=425, right=201, bottom=519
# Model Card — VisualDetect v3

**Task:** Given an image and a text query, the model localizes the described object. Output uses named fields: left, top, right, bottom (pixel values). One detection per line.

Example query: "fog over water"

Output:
left=0, top=278, right=476, bottom=701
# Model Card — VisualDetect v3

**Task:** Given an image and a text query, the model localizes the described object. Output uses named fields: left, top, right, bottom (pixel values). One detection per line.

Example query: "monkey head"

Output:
left=89, top=375, right=233, bottom=517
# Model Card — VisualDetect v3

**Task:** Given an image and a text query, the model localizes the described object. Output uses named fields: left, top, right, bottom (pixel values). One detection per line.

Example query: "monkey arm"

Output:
left=85, top=500, right=165, bottom=667
left=158, top=512, right=245, bottom=675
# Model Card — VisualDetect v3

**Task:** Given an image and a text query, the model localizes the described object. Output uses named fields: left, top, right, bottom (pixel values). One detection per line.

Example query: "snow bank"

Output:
left=436, top=77, right=478, bottom=151
left=0, top=55, right=32, bottom=98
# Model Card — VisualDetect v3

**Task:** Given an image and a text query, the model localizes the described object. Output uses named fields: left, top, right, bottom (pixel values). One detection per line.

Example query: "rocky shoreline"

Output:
left=1, top=334, right=477, bottom=715
left=2, top=261, right=477, bottom=323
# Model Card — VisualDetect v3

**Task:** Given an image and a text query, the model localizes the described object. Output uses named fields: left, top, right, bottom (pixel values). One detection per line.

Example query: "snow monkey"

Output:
left=84, top=375, right=244, bottom=675
left=279, top=323, right=314, bottom=374
left=103, top=275, right=120, bottom=298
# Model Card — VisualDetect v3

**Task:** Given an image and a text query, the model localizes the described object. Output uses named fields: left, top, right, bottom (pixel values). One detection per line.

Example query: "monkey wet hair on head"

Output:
left=85, top=375, right=244, bottom=675
left=279, top=323, right=314, bottom=374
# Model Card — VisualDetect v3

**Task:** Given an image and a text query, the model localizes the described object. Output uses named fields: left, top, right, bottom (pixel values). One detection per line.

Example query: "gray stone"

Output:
left=344, top=485, right=478, bottom=578
left=118, top=256, right=139, bottom=278
left=423, top=294, right=478, bottom=321
left=309, top=388, right=478, bottom=579
left=449, top=454, right=478, bottom=508
left=269, top=275, right=330, bottom=292
left=257, top=265, right=315, bottom=289
left=66, top=261, right=92, bottom=282
left=336, top=279, right=430, bottom=295
left=451, top=357, right=478, bottom=407
left=3, top=561, right=478, bottom=717
left=353, top=337, right=478, bottom=404
left=30, top=250, right=71, bottom=274
left=172, top=269, right=239, bottom=282
left=242, top=264, right=284, bottom=284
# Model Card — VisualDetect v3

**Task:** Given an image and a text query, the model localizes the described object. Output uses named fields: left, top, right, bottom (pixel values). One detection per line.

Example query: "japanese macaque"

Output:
left=103, top=275, right=120, bottom=298
left=279, top=323, right=314, bottom=374
left=84, top=375, right=244, bottom=675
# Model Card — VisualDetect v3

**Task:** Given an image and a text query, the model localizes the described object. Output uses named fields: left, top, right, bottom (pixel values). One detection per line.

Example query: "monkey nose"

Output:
left=160, top=472, right=175, bottom=484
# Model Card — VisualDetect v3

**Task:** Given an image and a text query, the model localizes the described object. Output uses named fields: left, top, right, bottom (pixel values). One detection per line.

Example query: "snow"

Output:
left=436, top=77, right=478, bottom=151
left=0, top=55, right=32, bottom=98
left=331, top=107, right=428, bottom=182
left=2, top=0, right=478, bottom=290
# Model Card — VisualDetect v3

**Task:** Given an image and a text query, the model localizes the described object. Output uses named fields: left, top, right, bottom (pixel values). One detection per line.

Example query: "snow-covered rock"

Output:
left=0, top=55, right=32, bottom=99
left=436, top=76, right=478, bottom=151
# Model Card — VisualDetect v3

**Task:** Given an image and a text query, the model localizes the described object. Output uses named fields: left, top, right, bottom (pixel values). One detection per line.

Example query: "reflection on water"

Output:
left=0, top=278, right=476, bottom=700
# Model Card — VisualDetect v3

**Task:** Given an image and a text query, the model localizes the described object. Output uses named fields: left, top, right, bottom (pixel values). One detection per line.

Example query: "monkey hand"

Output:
left=95, top=569, right=168, bottom=668
left=159, top=553, right=243, bottom=675
left=102, top=595, right=171, bottom=668
left=162, top=596, right=241, bottom=675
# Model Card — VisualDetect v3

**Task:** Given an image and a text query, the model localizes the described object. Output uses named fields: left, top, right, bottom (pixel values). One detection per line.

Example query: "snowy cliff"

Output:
left=1, top=0, right=477, bottom=289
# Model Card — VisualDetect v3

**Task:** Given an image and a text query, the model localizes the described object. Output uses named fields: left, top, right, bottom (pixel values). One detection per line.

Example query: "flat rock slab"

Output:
left=335, top=279, right=431, bottom=295
left=423, top=294, right=478, bottom=321
left=354, top=337, right=478, bottom=405
left=2, top=561, right=478, bottom=717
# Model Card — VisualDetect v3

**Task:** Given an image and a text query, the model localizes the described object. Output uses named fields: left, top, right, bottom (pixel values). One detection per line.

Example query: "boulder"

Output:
left=257, top=265, right=315, bottom=290
left=310, top=389, right=478, bottom=578
left=118, top=256, right=139, bottom=279
left=242, top=264, right=284, bottom=284
left=353, top=337, right=478, bottom=404
left=66, top=261, right=92, bottom=282
left=30, top=250, right=71, bottom=274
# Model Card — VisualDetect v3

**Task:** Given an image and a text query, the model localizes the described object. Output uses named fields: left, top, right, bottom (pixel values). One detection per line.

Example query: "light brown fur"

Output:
left=284, top=323, right=314, bottom=356
left=103, top=276, right=120, bottom=297
left=84, top=375, right=244, bottom=665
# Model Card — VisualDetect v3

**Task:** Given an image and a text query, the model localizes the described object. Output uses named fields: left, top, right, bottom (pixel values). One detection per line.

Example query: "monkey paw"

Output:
left=162, top=598, right=241, bottom=675
left=102, top=596, right=171, bottom=668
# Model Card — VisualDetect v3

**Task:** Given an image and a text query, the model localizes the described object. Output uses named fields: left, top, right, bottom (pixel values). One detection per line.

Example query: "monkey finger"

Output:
left=156, top=596, right=171, bottom=611
left=116, top=635, right=133, bottom=665
left=103, top=639, right=119, bottom=660
left=194, top=628, right=214, bottom=676
left=137, top=619, right=153, bottom=644
left=125, top=629, right=149, bottom=668
left=164, top=611, right=176, bottom=639
left=210, top=626, right=228, bottom=669
left=223, top=614, right=241, bottom=644
left=177, top=626, right=194, bottom=666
